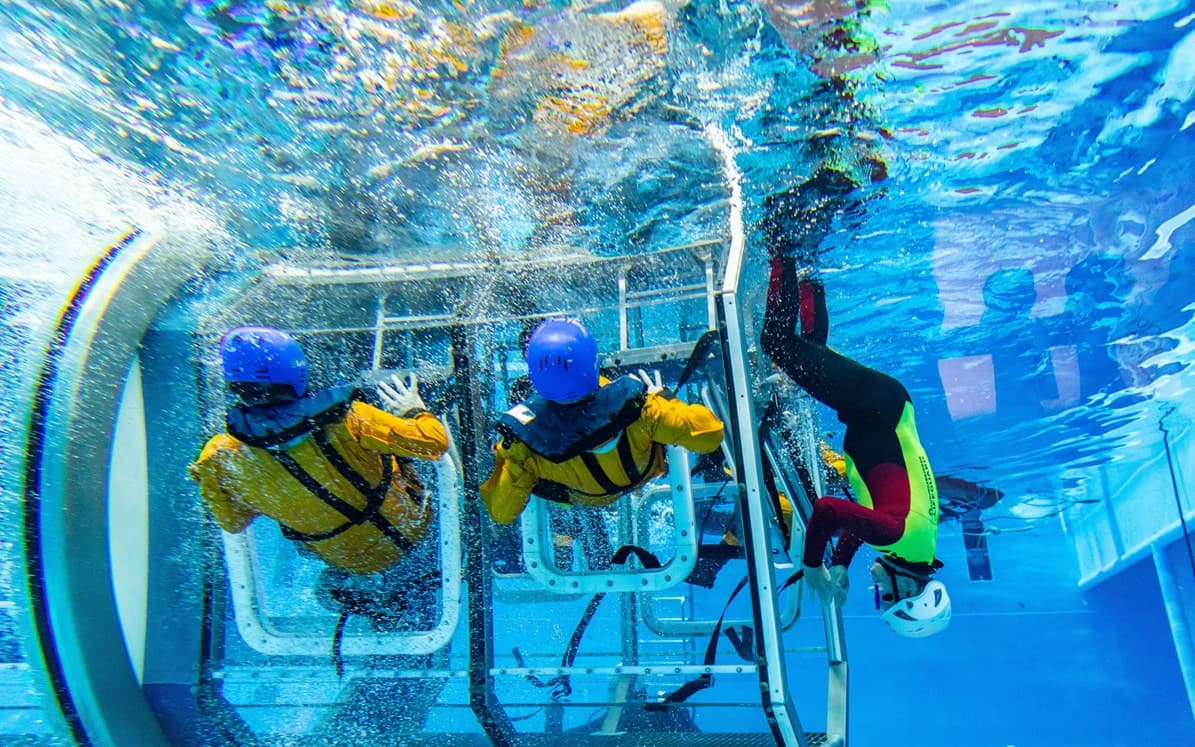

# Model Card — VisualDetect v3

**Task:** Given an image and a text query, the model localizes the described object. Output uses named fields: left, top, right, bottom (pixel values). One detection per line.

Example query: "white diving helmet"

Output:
left=881, top=579, right=951, bottom=638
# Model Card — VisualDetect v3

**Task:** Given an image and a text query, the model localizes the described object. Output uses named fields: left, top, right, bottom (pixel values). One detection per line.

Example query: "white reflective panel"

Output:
left=108, top=359, right=149, bottom=684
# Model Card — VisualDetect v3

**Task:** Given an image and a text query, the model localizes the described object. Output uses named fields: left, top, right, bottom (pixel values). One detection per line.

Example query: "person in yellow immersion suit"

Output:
left=480, top=317, right=724, bottom=526
left=189, top=326, right=448, bottom=629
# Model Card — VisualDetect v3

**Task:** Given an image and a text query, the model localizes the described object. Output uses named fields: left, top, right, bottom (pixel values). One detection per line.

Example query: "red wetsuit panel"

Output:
left=803, top=462, right=911, bottom=567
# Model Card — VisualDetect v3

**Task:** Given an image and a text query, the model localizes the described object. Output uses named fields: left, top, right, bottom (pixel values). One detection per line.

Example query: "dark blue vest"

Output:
left=496, top=375, right=647, bottom=463
left=226, top=385, right=357, bottom=449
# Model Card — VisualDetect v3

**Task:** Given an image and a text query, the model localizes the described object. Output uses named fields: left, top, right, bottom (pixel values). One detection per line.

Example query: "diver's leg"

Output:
left=762, top=258, right=896, bottom=418
left=763, top=168, right=862, bottom=262
left=803, top=495, right=905, bottom=568
left=761, top=256, right=828, bottom=357
left=798, top=266, right=829, bottom=345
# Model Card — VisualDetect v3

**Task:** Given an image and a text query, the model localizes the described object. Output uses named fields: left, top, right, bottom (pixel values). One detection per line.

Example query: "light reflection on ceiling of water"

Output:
left=1, top=0, right=1193, bottom=508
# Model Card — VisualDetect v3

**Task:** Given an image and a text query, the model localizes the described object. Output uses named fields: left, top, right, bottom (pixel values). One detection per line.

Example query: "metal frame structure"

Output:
left=15, top=128, right=851, bottom=745
left=220, top=451, right=463, bottom=657
left=17, top=228, right=850, bottom=746
left=519, top=446, right=699, bottom=595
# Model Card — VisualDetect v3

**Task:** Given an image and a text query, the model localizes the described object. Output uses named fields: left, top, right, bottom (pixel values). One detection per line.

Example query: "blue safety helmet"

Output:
left=219, top=326, right=308, bottom=398
left=526, top=317, right=599, bottom=403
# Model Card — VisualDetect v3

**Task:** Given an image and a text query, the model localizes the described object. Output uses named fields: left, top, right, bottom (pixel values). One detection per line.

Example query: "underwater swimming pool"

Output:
left=1, top=1, right=1194, bottom=745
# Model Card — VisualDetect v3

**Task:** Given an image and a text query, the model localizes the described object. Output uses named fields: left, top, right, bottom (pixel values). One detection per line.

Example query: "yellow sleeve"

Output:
left=478, top=440, right=540, bottom=524
left=188, top=435, right=258, bottom=534
left=347, top=401, right=449, bottom=460
left=642, top=393, right=724, bottom=454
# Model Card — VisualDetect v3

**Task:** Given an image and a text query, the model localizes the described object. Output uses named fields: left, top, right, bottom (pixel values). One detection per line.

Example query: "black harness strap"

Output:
left=331, top=613, right=352, bottom=678
left=568, top=439, right=663, bottom=500
left=647, top=568, right=806, bottom=710
left=532, top=479, right=574, bottom=504
left=578, top=451, right=621, bottom=495
left=724, top=625, right=754, bottom=661
left=511, top=646, right=566, bottom=696
left=533, top=442, right=662, bottom=513
left=279, top=522, right=350, bottom=544
left=267, top=433, right=413, bottom=556
left=329, top=569, right=443, bottom=677
left=515, top=544, right=663, bottom=700
left=365, top=508, right=414, bottom=557
left=615, top=433, right=642, bottom=485
left=311, top=428, right=388, bottom=516
left=310, top=430, right=414, bottom=556
left=609, top=544, right=663, bottom=570
left=270, top=450, right=366, bottom=541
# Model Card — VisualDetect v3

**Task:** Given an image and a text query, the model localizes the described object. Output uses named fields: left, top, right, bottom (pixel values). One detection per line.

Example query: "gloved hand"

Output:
left=635, top=368, right=672, bottom=398
left=376, top=373, right=426, bottom=417
left=828, top=564, right=850, bottom=605
left=805, top=563, right=849, bottom=607
left=804, top=564, right=833, bottom=606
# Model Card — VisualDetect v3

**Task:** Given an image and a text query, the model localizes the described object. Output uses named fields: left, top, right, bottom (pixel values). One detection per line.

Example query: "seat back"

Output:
left=221, top=445, right=463, bottom=657
left=519, top=445, right=699, bottom=594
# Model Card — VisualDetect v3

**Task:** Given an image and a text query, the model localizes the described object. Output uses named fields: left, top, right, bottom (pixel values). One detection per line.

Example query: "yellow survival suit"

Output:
left=480, top=375, right=723, bottom=524
left=191, top=386, right=448, bottom=575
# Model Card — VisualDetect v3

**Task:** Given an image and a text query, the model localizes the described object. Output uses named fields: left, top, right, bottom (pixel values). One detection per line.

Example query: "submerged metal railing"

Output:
left=16, top=129, right=849, bottom=746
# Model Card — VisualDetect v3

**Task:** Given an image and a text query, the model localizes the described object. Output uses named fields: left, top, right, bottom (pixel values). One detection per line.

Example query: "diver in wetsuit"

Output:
left=761, top=180, right=952, bottom=638
left=480, top=317, right=724, bottom=524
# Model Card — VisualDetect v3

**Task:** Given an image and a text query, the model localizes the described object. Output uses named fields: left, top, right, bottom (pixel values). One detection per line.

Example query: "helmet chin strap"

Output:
left=876, top=555, right=932, bottom=603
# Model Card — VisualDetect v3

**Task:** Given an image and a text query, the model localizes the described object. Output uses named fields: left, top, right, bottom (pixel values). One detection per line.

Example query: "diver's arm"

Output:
left=347, top=400, right=448, bottom=459
left=643, top=394, right=725, bottom=453
left=479, top=440, right=539, bottom=524
left=189, top=436, right=258, bottom=533
left=830, top=527, right=865, bottom=568
left=803, top=499, right=838, bottom=568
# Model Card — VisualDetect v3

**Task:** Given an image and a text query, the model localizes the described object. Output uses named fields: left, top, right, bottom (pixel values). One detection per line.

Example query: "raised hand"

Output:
left=634, top=368, right=665, bottom=396
left=376, top=373, right=426, bottom=416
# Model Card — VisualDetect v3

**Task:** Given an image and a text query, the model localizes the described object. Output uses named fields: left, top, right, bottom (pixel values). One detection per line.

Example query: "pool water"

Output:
left=1, top=1, right=1194, bottom=745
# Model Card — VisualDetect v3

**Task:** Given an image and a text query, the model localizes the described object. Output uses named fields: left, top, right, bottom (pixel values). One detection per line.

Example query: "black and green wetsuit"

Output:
left=762, top=256, right=939, bottom=570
